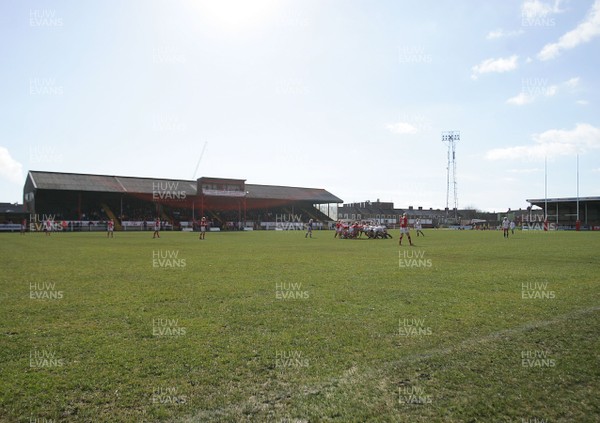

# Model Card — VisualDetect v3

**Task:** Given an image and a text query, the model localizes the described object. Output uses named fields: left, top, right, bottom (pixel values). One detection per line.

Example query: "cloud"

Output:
left=0, top=147, right=23, bottom=184
left=471, top=55, right=519, bottom=79
left=386, top=122, right=418, bottom=135
left=537, top=0, right=600, bottom=60
left=545, top=85, right=558, bottom=96
left=576, top=99, right=589, bottom=105
left=485, top=123, right=600, bottom=160
left=507, top=92, right=534, bottom=105
left=506, top=77, right=576, bottom=105
left=507, top=168, right=542, bottom=174
left=565, top=77, right=580, bottom=88
left=521, top=0, right=564, bottom=18
left=486, top=29, right=524, bottom=40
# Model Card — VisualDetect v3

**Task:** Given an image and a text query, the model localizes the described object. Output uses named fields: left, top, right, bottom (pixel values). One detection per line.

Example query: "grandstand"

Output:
left=22, top=171, right=342, bottom=231
left=526, top=196, right=600, bottom=230
left=0, top=202, right=27, bottom=231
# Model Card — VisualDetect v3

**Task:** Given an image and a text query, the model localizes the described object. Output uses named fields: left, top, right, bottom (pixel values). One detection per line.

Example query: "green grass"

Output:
left=0, top=229, right=599, bottom=422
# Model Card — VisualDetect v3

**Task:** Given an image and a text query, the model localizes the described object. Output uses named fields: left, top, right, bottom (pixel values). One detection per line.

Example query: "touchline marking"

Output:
left=181, top=305, right=600, bottom=421
left=393, top=304, right=600, bottom=364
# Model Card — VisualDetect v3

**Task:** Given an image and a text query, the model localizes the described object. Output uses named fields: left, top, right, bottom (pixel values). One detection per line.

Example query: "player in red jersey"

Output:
left=107, top=219, right=114, bottom=238
left=199, top=217, right=207, bottom=240
left=334, top=220, right=342, bottom=238
left=399, top=213, right=414, bottom=246
left=153, top=218, right=160, bottom=238
left=44, top=218, right=53, bottom=236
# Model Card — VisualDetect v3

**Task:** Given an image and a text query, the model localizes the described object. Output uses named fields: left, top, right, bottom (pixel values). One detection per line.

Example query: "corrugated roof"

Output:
left=27, top=171, right=342, bottom=203
left=29, top=171, right=127, bottom=193
left=245, top=184, right=342, bottom=202
left=0, top=203, right=26, bottom=213
left=527, top=197, right=600, bottom=204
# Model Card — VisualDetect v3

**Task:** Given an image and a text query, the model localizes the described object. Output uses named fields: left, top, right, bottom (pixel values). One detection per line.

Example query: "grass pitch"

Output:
left=0, top=229, right=599, bottom=422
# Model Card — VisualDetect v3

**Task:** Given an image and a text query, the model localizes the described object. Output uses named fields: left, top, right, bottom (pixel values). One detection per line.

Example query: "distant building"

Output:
left=337, top=201, right=451, bottom=227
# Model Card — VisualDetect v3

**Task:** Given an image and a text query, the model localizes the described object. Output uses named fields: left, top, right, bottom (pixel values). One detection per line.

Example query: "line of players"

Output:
left=28, top=214, right=523, bottom=243
left=29, top=214, right=426, bottom=244
left=28, top=216, right=211, bottom=240
left=152, top=216, right=209, bottom=240
left=333, top=214, right=425, bottom=244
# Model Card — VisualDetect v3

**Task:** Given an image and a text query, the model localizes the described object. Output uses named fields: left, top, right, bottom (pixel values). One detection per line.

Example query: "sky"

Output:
left=0, top=0, right=599, bottom=212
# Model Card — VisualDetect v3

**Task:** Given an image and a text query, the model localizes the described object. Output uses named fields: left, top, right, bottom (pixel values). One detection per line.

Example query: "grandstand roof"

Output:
left=245, top=184, right=340, bottom=202
left=527, top=196, right=600, bottom=205
left=26, top=171, right=342, bottom=203
left=0, top=203, right=26, bottom=214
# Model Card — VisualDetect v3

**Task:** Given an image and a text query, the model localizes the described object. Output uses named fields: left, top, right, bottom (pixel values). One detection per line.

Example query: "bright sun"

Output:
left=193, top=0, right=282, bottom=33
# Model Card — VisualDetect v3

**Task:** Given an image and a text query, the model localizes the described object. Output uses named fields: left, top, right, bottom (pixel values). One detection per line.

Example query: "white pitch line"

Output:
left=181, top=305, right=600, bottom=421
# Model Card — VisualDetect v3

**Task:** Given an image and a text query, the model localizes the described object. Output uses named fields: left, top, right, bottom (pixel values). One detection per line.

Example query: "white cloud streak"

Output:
left=507, top=168, right=542, bottom=174
left=538, top=0, right=600, bottom=60
left=486, top=29, right=524, bottom=40
left=565, top=77, right=580, bottom=88
left=471, top=55, right=519, bottom=79
left=507, top=92, right=534, bottom=105
left=506, top=77, right=577, bottom=105
left=485, top=123, right=600, bottom=160
left=521, top=0, right=564, bottom=18
left=386, top=122, right=418, bottom=135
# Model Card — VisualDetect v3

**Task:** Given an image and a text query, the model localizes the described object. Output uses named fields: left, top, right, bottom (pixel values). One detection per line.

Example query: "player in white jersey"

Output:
left=415, top=218, right=425, bottom=237
left=305, top=219, right=313, bottom=238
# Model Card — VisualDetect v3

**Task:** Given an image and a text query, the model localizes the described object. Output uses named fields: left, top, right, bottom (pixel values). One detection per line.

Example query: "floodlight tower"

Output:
left=442, top=131, right=460, bottom=220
